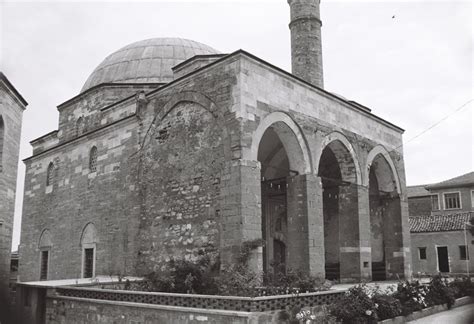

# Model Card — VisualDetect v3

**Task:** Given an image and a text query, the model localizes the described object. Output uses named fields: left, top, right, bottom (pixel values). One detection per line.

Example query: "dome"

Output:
left=81, top=38, right=219, bottom=92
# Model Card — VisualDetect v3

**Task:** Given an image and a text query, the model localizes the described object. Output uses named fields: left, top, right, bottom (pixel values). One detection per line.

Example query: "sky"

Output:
left=1, top=0, right=473, bottom=251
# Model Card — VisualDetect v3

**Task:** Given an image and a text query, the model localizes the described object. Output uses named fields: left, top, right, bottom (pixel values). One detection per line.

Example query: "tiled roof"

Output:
left=425, top=172, right=474, bottom=190
left=407, top=185, right=431, bottom=198
left=409, top=212, right=474, bottom=233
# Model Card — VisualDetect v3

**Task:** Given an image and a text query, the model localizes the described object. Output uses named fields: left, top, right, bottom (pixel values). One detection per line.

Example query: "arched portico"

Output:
left=239, top=112, right=322, bottom=277
left=318, top=133, right=367, bottom=281
left=366, top=146, right=405, bottom=280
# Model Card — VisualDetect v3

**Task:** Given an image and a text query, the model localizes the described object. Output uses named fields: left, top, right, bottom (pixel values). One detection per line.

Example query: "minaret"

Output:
left=288, top=0, right=324, bottom=88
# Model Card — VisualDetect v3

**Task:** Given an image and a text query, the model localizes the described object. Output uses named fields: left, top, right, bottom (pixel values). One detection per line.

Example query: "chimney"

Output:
left=288, top=0, right=324, bottom=88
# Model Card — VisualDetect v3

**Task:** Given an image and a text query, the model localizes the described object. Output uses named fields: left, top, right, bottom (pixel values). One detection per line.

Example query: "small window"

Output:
left=430, top=194, right=440, bottom=211
left=76, top=117, right=84, bottom=136
left=471, top=190, right=474, bottom=208
left=419, top=247, right=427, bottom=260
left=46, top=162, right=55, bottom=186
left=83, top=248, right=94, bottom=278
left=444, top=192, right=461, bottom=209
left=40, top=250, right=49, bottom=280
left=460, top=245, right=468, bottom=260
left=89, top=146, right=98, bottom=172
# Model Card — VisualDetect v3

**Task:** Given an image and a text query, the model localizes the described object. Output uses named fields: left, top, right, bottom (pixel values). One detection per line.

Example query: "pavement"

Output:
left=407, top=304, right=474, bottom=324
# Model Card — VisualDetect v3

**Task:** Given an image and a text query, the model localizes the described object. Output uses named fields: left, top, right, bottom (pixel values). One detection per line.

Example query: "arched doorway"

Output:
left=318, top=137, right=360, bottom=281
left=368, top=150, right=403, bottom=280
left=256, top=120, right=309, bottom=274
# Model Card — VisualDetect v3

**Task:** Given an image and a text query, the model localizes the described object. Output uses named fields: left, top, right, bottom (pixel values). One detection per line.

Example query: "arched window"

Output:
left=46, top=162, right=55, bottom=186
left=0, top=116, right=4, bottom=172
left=38, top=229, right=52, bottom=280
left=80, top=223, right=98, bottom=278
left=89, top=146, right=98, bottom=172
left=76, top=117, right=84, bottom=136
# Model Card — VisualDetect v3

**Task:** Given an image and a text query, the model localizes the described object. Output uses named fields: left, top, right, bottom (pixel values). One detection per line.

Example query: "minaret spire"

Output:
left=288, top=0, right=324, bottom=88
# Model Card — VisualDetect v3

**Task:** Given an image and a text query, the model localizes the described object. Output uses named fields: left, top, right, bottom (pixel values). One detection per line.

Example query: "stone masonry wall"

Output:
left=0, top=81, right=24, bottom=297
left=19, top=114, right=141, bottom=281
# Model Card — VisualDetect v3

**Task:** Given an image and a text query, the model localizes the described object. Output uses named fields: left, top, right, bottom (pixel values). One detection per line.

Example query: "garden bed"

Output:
left=379, top=296, right=473, bottom=324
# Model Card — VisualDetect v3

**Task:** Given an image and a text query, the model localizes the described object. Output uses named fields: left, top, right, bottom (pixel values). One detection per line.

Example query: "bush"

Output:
left=392, top=280, right=427, bottom=315
left=139, top=256, right=219, bottom=294
left=425, top=275, right=455, bottom=308
left=329, top=285, right=378, bottom=324
left=372, top=293, right=402, bottom=320
left=449, top=276, right=474, bottom=298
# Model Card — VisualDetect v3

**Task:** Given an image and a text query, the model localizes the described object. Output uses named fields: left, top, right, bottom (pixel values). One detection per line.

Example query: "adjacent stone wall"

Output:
left=19, top=115, right=141, bottom=281
left=0, top=78, right=25, bottom=299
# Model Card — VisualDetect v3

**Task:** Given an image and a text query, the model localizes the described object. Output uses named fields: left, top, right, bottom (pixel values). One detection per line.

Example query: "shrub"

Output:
left=425, top=275, right=455, bottom=308
left=449, top=276, right=474, bottom=298
left=372, top=293, right=402, bottom=320
left=139, top=256, right=219, bottom=294
left=329, top=285, right=378, bottom=324
left=392, top=280, right=427, bottom=315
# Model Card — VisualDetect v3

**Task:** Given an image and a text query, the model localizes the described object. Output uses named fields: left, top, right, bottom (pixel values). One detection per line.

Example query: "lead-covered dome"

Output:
left=81, top=37, right=219, bottom=93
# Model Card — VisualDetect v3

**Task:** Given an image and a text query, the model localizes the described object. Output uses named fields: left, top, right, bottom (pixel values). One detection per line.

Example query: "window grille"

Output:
left=89, top=146, right=98, bottom=172
left=76, top=117, right=84, bottom=136
left=83, top=248, right=94, bottom=278
left=40, top=250, right=49, bottom=280
left=46, top=162, right=55, bottom=186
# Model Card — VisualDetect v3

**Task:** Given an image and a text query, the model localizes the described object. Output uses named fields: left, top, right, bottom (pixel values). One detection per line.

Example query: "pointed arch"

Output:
left=38, top=229, right=52, bottom=248
left=366, top=145, right=401, bottom=194
left=80, top=223, right=98, bottom=278
left=249, top=111, right=312, bottom=175
left=319, top=131, right=362, bottom=185
left=89, top=146, right=98, bottom=172
left=80, top=222, right=98, bottom=245
left=46, top=162, right=55, bottom=186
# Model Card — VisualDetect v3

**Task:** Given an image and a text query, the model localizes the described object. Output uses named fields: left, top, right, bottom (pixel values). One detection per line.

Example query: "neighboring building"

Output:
left=407, top=185, right=431, bottom=216
left=408, top=172, right=474, bottom=275
left=0, top=73, right=27, bottom=299
left=426, top=172, right=474, bottom=215
left=19, top=0, right=412, bottom=284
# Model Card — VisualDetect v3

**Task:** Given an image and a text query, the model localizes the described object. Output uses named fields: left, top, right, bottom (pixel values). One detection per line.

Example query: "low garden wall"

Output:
left=44, top=287, right=345, bottom=324
left=54, top=286, right=344, bottom=312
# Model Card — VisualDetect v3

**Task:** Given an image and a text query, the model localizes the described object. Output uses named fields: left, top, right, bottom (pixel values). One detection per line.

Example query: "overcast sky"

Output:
left=1, top=0, right=472, bottom=251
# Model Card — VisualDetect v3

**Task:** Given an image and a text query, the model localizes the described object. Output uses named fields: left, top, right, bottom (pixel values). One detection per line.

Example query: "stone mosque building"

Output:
left=19, top=0, right=412, bottom=284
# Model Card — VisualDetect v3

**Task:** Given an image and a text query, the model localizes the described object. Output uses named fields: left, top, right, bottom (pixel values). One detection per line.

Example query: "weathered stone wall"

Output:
left=57, top=84, right=159, bottom=143
left=19, top=112, right=141, bottom=281
left=19, top=51, right=412, bottom=283
left=0, top=79, right=25, bottom=297
left=411, top=231, right=474, bottom=275
left=137, top=101, right=224, bottom=270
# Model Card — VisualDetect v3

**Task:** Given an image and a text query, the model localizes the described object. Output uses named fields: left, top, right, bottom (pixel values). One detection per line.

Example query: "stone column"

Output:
left=220, top=159, right=263, bottom=271
left=286, top=174, right=325, bottom=278
left=384, top=196, right=409, bottom=279
left=339, top=184, right=371, bottom=282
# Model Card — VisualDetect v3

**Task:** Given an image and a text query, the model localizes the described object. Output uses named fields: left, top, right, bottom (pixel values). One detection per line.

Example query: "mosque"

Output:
left=18, top=0, right=412, bottom=284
